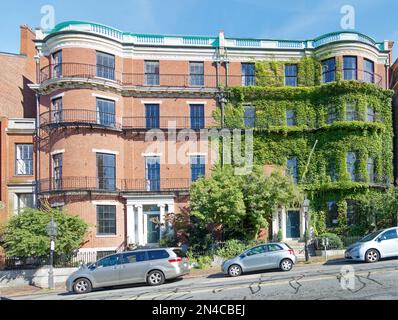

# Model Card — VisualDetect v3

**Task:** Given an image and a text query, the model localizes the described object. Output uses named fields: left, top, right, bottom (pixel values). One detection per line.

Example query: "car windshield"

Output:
left=359, top=231, right=382, bottom=242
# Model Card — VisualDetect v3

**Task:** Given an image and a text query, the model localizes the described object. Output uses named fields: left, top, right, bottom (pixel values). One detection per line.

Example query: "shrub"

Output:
left=215, top=239, right=265, bottom=260
left=314, top=233, right=344, bottom=250
left=277, top=230, right=283, bottom=242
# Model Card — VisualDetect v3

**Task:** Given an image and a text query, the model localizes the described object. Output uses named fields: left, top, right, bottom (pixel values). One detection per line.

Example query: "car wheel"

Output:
left=280, top=259, right=293, bottom=271
left=73, top=278, right=92, bottom=294
left=147, top=270, right=165, bottom=286
left=228, top=264, right=242, bottom=277
left=365, top=249, right=380, bottom=263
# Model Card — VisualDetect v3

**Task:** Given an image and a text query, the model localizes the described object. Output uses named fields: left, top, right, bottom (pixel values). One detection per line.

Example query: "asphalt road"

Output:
left=9, top=258, right=398, bottom=300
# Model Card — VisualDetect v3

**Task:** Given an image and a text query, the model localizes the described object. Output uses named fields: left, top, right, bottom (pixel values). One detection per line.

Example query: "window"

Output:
left=327, top=105, right=337, bottom=124
left=97, top=205, right=116, bottom=235
left=367, top=106, right=375, bottom=122
left=327, top=201, right=338, bottom=227
left=145, top=104, right=160, bottom=129
left=367, top=157, right=375, bottom=183
left=52, top=50, right=62, bottom=78
left=247, top=245, right=266, bottom=256
left=96, top=98, right=116, bottom=127
left=189, top=62, right=204, bottom=86
left=322, top=58, right=336, bottom=83
left=347, top=201, right=357, bottom=226
left=148, top=250, right=170, bottom=260
left=244, top=105, right=255, bottom=128
left=145, top=61, right=160, bottom=85
left=328, top=160, right=337, bottom=182
left=286, top=109, right=296, bottom=126
left=241, top=63, right=255, bottom=86
left=267, top=244, right=283, bottom=252
left=379, top=229, right=398, bottom=241
left=347, top=152, right=357, bottom=181
left=52, top=153, right=63, bottom=190
left=145, top=156, right=160, bottom=191
left=96, top=254, right=119, bottom=268
left=191, top=156, right=205, bottom=182
left=190, top=104, right=205, bottom=129
left=287, top=157, right=298, bottom=184
left=121, top=251, right=147, bottom=264
left=51, top=97, right=63, bottom=123
left=96, top=51, right=115, bottom=80
left=346, top=102, right=357, bottom=121
left=97, top=153, right=116, bottom=191
left=15, top=144, right=33, bottom=175
left=15, top=194, right=34, bottom=214
left=364, top=59, right=375, bottom=83
left=285, top=64, right=298, bottom=87
left=343, top=56, right=357, bottom=80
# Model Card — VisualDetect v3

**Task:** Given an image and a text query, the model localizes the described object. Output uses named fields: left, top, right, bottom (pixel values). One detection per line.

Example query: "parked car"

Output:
left=221, top=243, right=297, bottom=277
left=345, top=227, right=398, bottom=263
left=66, top=248, right=190, bottom=294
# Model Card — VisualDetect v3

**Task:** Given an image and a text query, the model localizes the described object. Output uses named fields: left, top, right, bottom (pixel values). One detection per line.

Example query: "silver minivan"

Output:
left=66, top=248, right=190, bottom=294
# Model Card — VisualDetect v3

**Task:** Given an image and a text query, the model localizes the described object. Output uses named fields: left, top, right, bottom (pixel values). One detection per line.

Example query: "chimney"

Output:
left=20, top=24, right=36, bottom=58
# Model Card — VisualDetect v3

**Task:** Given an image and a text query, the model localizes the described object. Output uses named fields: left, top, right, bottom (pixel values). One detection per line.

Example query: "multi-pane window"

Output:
left=346, top=201, right=357, bottom=226
left=145, top=61, right=160, bottom=85
left=52, top=153, right=63, bottom=190
left=287, top=157, right=298, bottom=184
left=145, top=104, right=160, bottom=129
left=96, top=51, right=115, bottom=80
left=367, top=157, right=375, bottom=183
left=96, top=98, right=115, bottom=127
left=97, top=205, right=116, bottom=235
left=244, top=105, right=255, bottom=128
left=364, top=59, right=375, bottom=83
left=15, top=194, right=34, bottom=214
left=367, top=106, right=375, bottom=122
left=189, top=62, right=204, bottom=86
left=343, top=56, right=357, bottom=80
left=286, top=109, right=296, bottom=126
left=347, top=152, right=357, bottom=181
left=51, top=97, right=63, bottom=123
left=52, top=50, right=62, bottom=78
left=285, top=64, right=298, bottom=87
left=191, top=156, right=205, bottom=182
left=327, top=105, right=337, bottom=124
left=15, top=144, right=33, bottom=175
left=190, top=104, right=205, bottom=129
left=326, top=201, right=338, bottom=227
left=145, top=156, right=160, bottom=191
left=241, top=63, right=255, bottom=86
left=97, top=153, right=116, bottom=191
left=322, top=58, right=336, bottom=83
left=346, top=102, right=357, bottom=121
left=328, top=160, right=337, bottom=182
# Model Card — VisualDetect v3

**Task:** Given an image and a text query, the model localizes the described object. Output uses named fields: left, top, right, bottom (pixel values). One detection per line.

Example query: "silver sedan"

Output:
left=221, top=243, right=297, bottom=277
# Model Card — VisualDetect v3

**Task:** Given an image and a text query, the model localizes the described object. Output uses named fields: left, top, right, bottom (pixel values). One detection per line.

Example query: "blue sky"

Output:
left=1, top=0, right=398, bottom=59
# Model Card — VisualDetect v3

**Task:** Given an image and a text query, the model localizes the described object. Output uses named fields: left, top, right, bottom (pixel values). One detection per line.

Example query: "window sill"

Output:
left=96, top=235, right=119, bottom=238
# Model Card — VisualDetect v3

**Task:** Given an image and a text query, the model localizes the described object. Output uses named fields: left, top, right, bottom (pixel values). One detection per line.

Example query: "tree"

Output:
left=1, top=205, right=89, bottom=258
left=189, top=165, right=246, bottom=239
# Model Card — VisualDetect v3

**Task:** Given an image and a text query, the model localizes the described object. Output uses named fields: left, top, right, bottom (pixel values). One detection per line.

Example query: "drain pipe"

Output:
left=34, top=54, right=41, bottom=209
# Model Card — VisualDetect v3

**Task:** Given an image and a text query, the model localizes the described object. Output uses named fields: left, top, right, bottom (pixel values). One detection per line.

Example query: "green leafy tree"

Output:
left=1, top=206, right=88, bottom=258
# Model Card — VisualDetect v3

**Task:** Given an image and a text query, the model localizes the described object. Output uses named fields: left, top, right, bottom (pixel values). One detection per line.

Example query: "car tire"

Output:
left=73, top=278, right=92, bottom=294
left=365, top=249, right=380, bottom=263
left=280, top=259, right=293, bottom=272
left=147, top=270, right=165, bottom=286
left=228, top=264, right=242, bottom=277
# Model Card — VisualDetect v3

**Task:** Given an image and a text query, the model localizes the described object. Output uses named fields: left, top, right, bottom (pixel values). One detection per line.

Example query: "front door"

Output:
left=286, top=210, right=300, bottom=239
left=144, top=205, right=161, bottom=244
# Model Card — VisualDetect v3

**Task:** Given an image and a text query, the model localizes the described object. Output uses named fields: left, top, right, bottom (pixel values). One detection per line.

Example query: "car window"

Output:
left=360, top=231, right=382, bottom=242
left=247, top=246, right=266, bottom=256
left=173, top=249, right=187, bottom=258
left=380, top=229, right=398, bottom=241
left=267, top=244, right=283, bottom=252
left=97, top=254, right=119, bottom=268
left=148, top=250, right=170, bottom=260
left=121, top=251, right=147, bottom=264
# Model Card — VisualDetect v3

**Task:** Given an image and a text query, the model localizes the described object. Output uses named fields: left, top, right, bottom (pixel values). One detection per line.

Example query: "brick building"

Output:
left=1, top=21, right=393, bottom=256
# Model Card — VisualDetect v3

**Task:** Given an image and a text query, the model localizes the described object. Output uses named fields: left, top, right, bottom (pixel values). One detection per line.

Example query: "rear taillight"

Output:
left=288, top=249, right=294, bottom=255
left=168, top=257, right=183, bottom=263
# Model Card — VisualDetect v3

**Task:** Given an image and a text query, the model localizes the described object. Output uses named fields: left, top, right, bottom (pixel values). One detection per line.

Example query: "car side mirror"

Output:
left=240, top=253, right=246, bottom=259
left=377, top=238, right=383, bottom=242
left=89, top=264, right=97, bottom=270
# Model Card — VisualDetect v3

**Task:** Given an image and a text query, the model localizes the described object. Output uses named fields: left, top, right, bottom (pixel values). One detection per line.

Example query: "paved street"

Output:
left=6, top=258, right=398, bottom=300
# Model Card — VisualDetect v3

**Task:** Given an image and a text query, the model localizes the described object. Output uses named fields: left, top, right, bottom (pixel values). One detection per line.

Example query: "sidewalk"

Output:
left=0, top=283, right=65, bottom=299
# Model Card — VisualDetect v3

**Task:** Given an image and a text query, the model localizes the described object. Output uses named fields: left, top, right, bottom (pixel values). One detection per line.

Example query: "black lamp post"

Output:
left=46, top=218, right=58, bottom=289
left=303, top=198, right=310, bottom=262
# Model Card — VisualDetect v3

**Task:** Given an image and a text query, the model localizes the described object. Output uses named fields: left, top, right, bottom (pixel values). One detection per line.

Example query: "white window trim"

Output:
left=92, top=93, right=119, bottom=102
left=186, top=101, right=207, bottom=105
left=51, top=202, right=65, bottom=208
left=92, top=149, right=119, bottom=155
left=50, top=149, right=65, bottom=156
left=187, top=152, right=207, bottom=156
left=51, top=93, right=65, bottom=100
left=141, top=153, right=162, bottom=157
left=92, top=201, right=121, bottom=206
left=141, top=101, right=163, bottom=105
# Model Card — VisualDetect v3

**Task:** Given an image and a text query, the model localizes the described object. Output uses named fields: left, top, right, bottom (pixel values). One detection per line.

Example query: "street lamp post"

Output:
left=46, top=218, right=58, bottom=290
left=303, top=198, right=310, bottom=262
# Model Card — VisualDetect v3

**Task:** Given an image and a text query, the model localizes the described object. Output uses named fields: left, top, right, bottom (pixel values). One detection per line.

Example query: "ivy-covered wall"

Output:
left=220, top=80, right=394, bottom=236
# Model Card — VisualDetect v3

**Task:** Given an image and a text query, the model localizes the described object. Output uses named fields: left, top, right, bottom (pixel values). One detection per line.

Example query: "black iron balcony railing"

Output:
left=38, top=177, right=192, bottom=193
left=122, top=116, right=218, bottom=130
left=40, top=109, right=122, bottom=130
left=38, top=64, right=386, bottom=88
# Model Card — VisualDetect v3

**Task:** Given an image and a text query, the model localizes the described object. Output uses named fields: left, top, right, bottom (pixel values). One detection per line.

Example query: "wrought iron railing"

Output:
left=122, top=116, right=218, bottom=130
left=321, top=68, right=383, bottom=86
